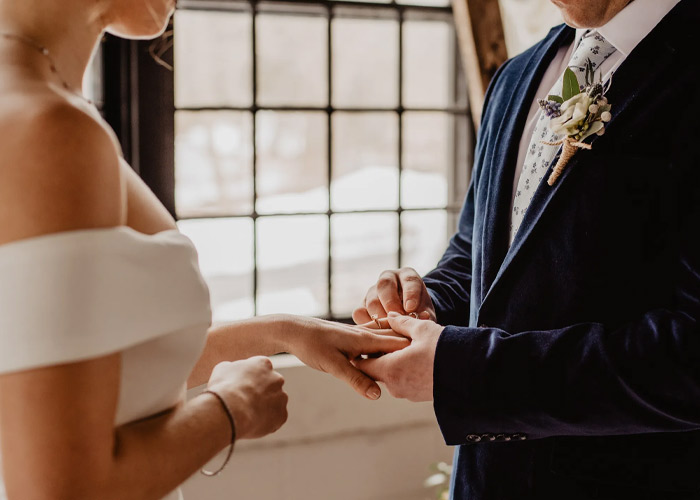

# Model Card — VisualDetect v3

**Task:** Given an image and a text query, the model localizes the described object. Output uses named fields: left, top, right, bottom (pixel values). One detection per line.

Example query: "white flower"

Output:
left=550, top=93, right=593, bottom=136
left=589, top=104, right=599, bottom=114
left=601, top=111, right=612, bottom=122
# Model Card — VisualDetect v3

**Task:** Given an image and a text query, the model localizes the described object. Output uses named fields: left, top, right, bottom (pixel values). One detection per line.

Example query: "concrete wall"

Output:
left=183, top=355, right=453, bottom=500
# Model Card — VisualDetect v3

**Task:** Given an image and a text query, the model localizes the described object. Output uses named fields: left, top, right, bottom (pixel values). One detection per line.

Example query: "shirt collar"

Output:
left=574, top=0, right=680, bottom=57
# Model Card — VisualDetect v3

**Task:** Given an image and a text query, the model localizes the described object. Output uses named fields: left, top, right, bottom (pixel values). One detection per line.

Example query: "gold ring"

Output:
left=408, top=312, right=419, bottom=319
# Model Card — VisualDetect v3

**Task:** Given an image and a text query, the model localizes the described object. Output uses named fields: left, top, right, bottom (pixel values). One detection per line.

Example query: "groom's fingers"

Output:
left=353, top=355, right=392, bottom=384
left=360, top=331, right=411, bottom=353
left=376, top=271, right=406, bottom=315
left=352, top=307, right=373, bottom=325
left=386, top=312, right=418, bottom=340
left=398, top=268, right=425, bottom=313
left=365, top=285, right=390, bottom=320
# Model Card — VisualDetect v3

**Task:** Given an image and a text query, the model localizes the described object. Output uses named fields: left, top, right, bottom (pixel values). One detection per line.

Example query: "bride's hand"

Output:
left=278, top=315, right=410, bottom=401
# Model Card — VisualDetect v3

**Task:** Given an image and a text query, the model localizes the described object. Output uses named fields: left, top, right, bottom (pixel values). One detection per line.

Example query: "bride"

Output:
left=0, top=0, right=409, bottom=499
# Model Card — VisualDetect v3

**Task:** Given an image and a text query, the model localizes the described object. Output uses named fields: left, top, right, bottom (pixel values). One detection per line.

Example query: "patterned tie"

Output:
left=509, top=31, right=617, bottom=245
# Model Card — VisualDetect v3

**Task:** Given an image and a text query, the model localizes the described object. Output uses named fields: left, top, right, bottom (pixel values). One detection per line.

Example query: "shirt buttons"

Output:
left=481, top=433, right=496, bottom=442
left=466, top=434, right=482, bottom=443
left=512, top=433, right=528, bottom=441
left=496, top=434, right=511, bottom=442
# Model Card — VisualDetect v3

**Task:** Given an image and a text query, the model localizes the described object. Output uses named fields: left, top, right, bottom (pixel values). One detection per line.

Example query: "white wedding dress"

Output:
left=0, top=227, right=212, bottom=500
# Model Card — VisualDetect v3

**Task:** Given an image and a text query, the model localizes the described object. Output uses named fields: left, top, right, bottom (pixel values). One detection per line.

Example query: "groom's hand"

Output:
left=353, top=312, right=443, bottom=402
left=353, top=267, right=437, bottom=325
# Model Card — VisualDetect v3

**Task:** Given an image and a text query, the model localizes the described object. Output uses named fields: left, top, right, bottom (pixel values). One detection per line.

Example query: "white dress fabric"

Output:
left=0, top=227, right=212, bottom=500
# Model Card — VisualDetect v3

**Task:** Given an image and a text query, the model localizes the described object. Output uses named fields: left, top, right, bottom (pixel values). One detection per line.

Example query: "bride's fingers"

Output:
left=359, top=332, right=410, bottom=353
left=358, top=317, right=390, bottom=330
left=327, top=355, right=383, bottom=400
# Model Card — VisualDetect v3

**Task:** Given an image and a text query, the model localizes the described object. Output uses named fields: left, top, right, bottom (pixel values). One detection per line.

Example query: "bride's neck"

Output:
left=0, top=0, right=107, bottom=93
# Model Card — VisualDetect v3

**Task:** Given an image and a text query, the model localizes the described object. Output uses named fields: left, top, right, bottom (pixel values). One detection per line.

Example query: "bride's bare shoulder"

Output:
left=0, top=94, right=124, bottom=245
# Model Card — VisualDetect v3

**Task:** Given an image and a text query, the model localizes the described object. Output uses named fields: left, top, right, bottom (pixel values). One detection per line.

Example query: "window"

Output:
left=131, top=0, right=472, bottom=322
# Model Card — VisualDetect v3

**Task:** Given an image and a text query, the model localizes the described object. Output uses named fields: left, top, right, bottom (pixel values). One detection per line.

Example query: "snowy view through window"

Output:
left=174, top=0, right=470, bottom=321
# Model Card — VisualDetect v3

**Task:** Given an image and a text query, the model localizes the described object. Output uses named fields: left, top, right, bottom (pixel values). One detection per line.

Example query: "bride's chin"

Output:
left=106, top=15, right=172, bottom=40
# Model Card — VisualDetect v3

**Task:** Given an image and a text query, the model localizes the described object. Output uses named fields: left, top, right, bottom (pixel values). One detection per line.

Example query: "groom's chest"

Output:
left=468, top=35, right=700, bottom=328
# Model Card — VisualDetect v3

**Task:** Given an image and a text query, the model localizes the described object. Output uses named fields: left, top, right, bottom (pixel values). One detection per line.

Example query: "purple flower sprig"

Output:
left=538, top=99, right=562, bottom=118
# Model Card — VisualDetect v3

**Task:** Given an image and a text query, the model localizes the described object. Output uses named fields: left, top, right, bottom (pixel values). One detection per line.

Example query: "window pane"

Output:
left=257, top=216, right=329, bottom=316
left=331, top=213, right=398, bottom=317
left=257, top=14, right=327, bottom=106
left=402, top=112, right=450, bottom=209
left=174, top=10, right=252, bottom=108
left=256, top=112, right=328, bottom=214
left=332, top=113, right=398, bottom=211
left=401, top=211, right=449, bottom=276
left=178, top=218, right=255, bottom=322
left=403, top=20, right=452, bottom=108
left=175, top=111, right=253, bottom=218
left=332, top=17, right=399, bottom=108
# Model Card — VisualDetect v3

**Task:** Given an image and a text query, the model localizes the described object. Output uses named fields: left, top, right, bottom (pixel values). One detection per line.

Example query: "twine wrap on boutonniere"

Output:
left=538, top=59, right=612, bottom=185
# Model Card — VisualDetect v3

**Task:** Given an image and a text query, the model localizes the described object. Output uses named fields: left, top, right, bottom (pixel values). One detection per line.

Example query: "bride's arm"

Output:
left=1, top=355, right=227, bottom=500
left=0, top=104, right=287, bottom=500
left=188, top=316, right=410, bottom=399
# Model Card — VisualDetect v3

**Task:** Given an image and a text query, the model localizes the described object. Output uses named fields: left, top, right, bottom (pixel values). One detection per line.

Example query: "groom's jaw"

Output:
left=550, top=0, right=634, bottom=29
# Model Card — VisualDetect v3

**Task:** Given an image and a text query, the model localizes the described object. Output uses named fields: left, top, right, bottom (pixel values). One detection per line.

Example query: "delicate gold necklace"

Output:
left=0, top=32, right=93, bottom=105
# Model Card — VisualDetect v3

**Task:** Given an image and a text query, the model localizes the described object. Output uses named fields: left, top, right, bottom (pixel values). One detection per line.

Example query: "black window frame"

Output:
left=101, top=0, right=475, bottom=321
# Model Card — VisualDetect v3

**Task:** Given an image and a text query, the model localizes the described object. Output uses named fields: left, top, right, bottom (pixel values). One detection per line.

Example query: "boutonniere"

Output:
left=538, top=59, right=612, bottom=185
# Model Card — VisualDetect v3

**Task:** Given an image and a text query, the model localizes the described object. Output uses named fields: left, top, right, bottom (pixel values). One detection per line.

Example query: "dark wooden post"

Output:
left=451, top=0, right=508, bottom=127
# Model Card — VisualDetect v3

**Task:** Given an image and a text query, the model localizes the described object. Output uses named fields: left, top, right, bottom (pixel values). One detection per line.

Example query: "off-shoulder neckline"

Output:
left=0, top=226, right=186, bottom=252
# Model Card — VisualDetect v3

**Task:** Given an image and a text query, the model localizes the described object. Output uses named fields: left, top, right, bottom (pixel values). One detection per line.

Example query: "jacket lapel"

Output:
left=478, top=0, right=697, bottom=320
left=479, top=25, right=575, bottom=293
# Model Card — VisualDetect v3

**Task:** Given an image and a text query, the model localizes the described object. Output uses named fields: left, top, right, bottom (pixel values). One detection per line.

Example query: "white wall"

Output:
left=499, top=0, right=563, bottom=56
left=183, top=355, right=453, bottom=500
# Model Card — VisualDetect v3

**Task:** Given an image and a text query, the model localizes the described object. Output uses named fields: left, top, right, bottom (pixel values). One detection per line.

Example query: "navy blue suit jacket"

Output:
left=423, top=2, right=700, bottom=498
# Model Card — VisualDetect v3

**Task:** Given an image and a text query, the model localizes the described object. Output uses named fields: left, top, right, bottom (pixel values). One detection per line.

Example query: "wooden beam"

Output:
left=451, top=0, right=508, bottom=127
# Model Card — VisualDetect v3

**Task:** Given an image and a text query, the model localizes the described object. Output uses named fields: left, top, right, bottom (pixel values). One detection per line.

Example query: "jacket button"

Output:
left=512, top=433, right=528, bottom=441
left=466, top=434, right=482, bottom=443
left=481, top=433, right=496, bottom=441
left=496, top=434, right=511, bottom=441
left=479, top=324, right=488, bottom=328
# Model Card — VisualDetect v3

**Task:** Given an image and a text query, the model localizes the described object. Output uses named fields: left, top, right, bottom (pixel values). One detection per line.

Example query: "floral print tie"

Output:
left=509, top=31, right=617, bottom=245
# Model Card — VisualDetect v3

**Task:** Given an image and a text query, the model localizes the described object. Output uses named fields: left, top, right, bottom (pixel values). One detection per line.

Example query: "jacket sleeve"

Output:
left=423, top=181, right=475, bottom=328
left=433, top=184, right=700, bottom=444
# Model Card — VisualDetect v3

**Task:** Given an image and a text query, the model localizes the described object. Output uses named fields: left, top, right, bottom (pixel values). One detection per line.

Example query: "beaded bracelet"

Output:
left=200, top=389, right=237, bottom=477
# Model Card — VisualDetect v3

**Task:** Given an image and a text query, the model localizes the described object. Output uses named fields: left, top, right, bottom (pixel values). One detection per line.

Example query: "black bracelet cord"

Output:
left=200, top=389, right=237, bottom=477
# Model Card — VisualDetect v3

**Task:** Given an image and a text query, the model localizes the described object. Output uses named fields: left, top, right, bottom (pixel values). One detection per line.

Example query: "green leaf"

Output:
left=547, top=95, right=564, bottom=104
left=562, top=68, right=581, bottom=101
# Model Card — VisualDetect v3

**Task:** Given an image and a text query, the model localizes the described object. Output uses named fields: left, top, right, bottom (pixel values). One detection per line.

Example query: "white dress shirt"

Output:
left=510, top=0, right=681, bottom=207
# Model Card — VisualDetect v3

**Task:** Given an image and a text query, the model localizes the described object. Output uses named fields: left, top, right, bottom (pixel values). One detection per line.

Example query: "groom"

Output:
left=353, top=0, right=700, bottom=498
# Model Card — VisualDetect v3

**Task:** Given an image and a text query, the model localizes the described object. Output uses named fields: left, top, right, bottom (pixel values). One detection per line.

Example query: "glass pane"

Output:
left=402, top=112, right=450, bottom=209
left=178, top=218, right=255, bottom=322
left=331, top=213, right=398, bottom=317
left=175, top=111, right=253, bottom=218
left=256, top=112, right=328, bottom=214
left=257, top=14, right=327, bottom=106
left=174, top=10, right=252, bottom=108
left=401, top=211, right=449, bottom=276
left=403, top=20, right=452, bottom=108
left=257, top=216, right=329, bottom=316
left=331, top=113, right=398, bottom=211
left=332, top=18, right=399, bottom=108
